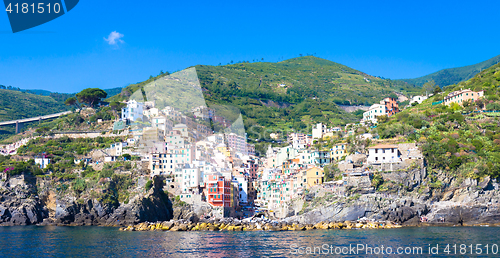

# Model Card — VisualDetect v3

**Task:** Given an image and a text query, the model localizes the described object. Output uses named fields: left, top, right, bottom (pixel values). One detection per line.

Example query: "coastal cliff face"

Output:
left=0, top=174, right=173, bottom=226
left=283, top=168, right=500, bottom=226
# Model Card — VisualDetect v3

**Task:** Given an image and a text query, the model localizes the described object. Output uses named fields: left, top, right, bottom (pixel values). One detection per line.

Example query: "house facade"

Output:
left=367, top=144, right=400, bottom=164
left=330, top=143, right=347, bottom=162
left=362, top=104, right=386, bottom=123
left=121, top=100, right=144, bottom=122
left=443, top=89, right=484, bottom=106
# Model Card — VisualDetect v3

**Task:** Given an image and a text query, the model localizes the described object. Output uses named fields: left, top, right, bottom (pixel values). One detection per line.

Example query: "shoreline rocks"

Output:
left=119, top=218, right=404, bottom=232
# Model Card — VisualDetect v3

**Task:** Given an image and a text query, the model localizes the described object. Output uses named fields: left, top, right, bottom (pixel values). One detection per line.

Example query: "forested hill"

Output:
left=0, top=89, right=69, bottom=122
left=399, top=54, right=500, bottom=87
left=106, top=56, right=421, bottom=147
left=196, top=56, right=418, bottom=106
left=375, top=62, right=500, bottom=180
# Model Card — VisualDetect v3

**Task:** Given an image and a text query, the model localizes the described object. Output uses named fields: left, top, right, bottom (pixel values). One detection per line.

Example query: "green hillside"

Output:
left=400, top=54, right=500, bottom=87
left=376, top=62, right=500, bottom=180
left=197, top=56, right=418, bottom=106
left=0, top=89, right=70, bottom=121
left=0, top=89, right=70, bottom=138
left=108, top=57, right=419, bottom=140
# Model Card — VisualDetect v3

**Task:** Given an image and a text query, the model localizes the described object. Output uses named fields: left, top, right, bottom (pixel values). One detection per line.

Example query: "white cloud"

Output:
left=104, top=31, right=124, bottom=45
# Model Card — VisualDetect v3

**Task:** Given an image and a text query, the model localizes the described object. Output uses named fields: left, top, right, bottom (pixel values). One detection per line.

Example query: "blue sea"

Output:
left=1, top=226, right=499, bottom=257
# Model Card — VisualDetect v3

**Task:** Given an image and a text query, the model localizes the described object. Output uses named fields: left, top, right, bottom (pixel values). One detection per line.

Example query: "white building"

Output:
left=409, top=95, right=428, bottom=105
left=121, top=100, right=144, bottom=122
left=192, top=106, right=210, bottom=120
left=166, top=130, right=186, bottom=148
left=298, top=149, right=315, bottom=165
left=152, top=116, right=173, bottom=136
left=362, top=104, right=386, bottom=124
left=312, top=123, right=326, bottom=141
left=180, top=165, right=201, bottom=193
left=34, top=157, right=50, bottom=169
left=287, top=133, right=311, bottom=149
left=367, top=144, right=400, bottom=164
left=234, top=176, right=248, bottom=204
left=172, top=124, right=189, bottom=138
left=110, top=142, right=127, bottom=156
left=275, top=146, right=300, bottom=168
left=104, top=156, right=118, bottom=162
left=144, top=108, right=159, bottom=118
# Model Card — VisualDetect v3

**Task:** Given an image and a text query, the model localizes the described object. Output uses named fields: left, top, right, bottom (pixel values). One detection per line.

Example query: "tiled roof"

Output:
left=368, top=144, right=397, bottom=149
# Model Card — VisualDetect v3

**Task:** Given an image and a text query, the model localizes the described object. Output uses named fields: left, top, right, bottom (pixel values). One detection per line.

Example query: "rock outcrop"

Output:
left=0, top=174, right=173, bottom=226
left=283, top=168, right=500, bottom=227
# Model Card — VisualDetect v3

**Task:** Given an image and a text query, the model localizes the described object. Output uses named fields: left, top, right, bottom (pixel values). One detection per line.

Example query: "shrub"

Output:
left=145, top=180, right=153, bottom=191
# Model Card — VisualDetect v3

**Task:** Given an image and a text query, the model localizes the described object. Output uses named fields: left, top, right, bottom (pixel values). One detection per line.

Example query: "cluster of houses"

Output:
left=361, top=96, right=400, bottom=124
left=27, top=89, right=481, bottom=218
left=361, top=88, right=485, bottom=124
left=256, top=122, right=353, bottom=215
left=106, top=100, right=258, bottom=217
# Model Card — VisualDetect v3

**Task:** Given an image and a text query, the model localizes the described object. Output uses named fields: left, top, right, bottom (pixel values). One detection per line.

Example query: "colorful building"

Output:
left=206, top=174, right=232, bottom=207
left=443, top=89, right=484, bottom=106
left=330, top=143, right=348, bottom=162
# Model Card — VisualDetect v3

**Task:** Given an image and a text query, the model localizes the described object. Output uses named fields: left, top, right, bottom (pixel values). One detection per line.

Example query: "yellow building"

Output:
left=330, top=143, right=348, bottom=162
left=305, top=167, right=324, bottom=188
left=216, top=146, right=231, bottom=157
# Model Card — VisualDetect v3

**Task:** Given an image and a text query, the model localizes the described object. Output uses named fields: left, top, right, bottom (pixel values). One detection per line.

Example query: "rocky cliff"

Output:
left=282, top=167, right=500, bottom=226
left=0, top=174, right=174, bottom=226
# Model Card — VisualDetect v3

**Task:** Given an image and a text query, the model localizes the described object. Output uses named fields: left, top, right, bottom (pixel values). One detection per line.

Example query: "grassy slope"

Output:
left=105, top=57, right=422, bottom=150
left=400, top=54, right=500, bottom=87
left=377, top=62, right=500, bottom=180
left=196, top=56, right=419, bottom=106
left=0, top=89, right=69, bottom=122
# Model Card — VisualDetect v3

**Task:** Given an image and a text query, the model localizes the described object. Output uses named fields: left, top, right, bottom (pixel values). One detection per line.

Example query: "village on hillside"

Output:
left=0, top=86, right=488, bottom=219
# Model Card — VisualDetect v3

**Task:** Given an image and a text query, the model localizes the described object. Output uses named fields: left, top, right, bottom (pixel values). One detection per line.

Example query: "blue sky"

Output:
left=0, top=0, right=499, bottom=93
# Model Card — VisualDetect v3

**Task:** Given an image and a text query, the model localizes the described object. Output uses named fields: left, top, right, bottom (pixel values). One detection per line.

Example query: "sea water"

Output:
left=1, top=226, right=499, bottom=257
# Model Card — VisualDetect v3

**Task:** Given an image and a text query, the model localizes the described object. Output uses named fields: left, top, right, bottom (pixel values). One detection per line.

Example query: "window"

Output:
left=392, top=148, right=394, bottom=153
left=375, top=157, right=378, bottom=161
left=375, top=149, right=378, bottom=154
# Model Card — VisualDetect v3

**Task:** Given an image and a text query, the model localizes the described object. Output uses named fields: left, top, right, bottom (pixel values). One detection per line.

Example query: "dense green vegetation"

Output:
left=196, top=57, right=419, bottom=150
left=0, top=89, right=69, bottom=122
left=107, top=56, right=419, bottom=154
left=400, top=54, right=500, bottom=87
left=0, top=89, right=70, bottom=138
left=377, top=62, right=500, bottom=180
left=197, top=56, right=418, bottom=106
left=106, top=72, right=169, bottom=103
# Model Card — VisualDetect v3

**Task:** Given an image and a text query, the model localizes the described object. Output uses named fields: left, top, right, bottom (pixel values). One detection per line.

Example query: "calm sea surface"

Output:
left=1, top=226, right=499, bottom=257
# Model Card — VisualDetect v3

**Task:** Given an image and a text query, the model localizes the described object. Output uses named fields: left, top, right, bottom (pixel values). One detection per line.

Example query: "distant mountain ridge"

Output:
left=400, top=54, right=500, bottom=87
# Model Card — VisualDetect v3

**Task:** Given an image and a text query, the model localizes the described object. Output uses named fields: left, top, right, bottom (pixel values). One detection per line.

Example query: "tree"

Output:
left=422, top=80, right=436, bottom=96
left=110, top=101, right=126, bottom=111
left=323, top=164, right=341, bottom=182
left=64, top=97, right=80, bottom=110
left=76, top=88, right=107, bottom=108
left=475, top=98, right=486, bottom=110
left=433, top=86, right=442, bottom=95
left=377, top=115, right=388, bottom=123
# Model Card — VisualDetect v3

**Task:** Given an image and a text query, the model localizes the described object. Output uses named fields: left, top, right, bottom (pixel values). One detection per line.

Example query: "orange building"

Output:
left=380, top=97, right=399, bottom=117
left=206, top=174, right=232, bottom=207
